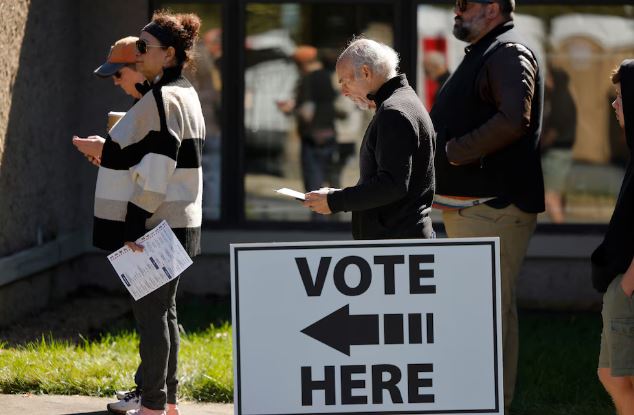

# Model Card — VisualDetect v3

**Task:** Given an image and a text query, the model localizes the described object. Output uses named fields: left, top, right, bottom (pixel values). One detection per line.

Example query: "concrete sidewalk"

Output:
left=0, top=394, right=233, bottom=415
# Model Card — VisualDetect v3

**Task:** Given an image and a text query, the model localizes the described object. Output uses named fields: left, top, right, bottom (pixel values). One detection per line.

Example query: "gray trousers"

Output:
left=131, top=277, right=180, bottom=410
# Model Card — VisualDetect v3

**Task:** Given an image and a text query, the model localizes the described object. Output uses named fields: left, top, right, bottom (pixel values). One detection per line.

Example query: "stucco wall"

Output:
left=0, top=0, right=148, bottom=257
left=0, top=0, right=28, bottom=177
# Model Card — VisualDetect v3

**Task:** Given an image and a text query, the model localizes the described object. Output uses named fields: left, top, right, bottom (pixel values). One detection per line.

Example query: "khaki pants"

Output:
left=599, top=274, right=634, bottom=376
left=443, top=204, right=536, bottom=413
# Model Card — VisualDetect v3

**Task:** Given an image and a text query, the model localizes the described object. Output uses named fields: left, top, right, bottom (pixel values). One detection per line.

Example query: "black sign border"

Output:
left=233, top=240, right=499, bottom=415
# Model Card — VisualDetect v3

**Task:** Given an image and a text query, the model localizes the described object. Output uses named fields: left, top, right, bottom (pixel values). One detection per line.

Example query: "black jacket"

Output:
left=431, top=21, right=545, bottom=213
left=295, top=68, right=337, bottom=141
left=591, top=59, right=634, bottom=292
left=327, top=74, right=436, bottom=240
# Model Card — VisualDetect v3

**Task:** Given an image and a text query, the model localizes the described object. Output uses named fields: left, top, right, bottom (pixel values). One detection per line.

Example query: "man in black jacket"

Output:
left=594, top=60, right=634, bottom=414
left=303, top=38, right=435, bottom=240
left=430, top=0, right=543, bottom=411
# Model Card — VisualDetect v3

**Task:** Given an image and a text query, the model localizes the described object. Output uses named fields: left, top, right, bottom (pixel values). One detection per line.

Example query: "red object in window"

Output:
left=421, top=37, right=448, bottom=109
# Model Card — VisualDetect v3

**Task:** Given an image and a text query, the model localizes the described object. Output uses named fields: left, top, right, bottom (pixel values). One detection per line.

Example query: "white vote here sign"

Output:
left=231, top=238, right=502, bottom=415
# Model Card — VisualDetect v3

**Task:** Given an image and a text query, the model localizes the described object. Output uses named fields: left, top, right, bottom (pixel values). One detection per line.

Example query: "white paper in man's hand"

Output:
left=275, top=188, right=306, bottom=200
left=107, top=220, right=193, bottom=300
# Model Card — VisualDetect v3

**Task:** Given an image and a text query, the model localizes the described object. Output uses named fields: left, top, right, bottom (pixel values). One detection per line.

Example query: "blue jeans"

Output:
left=301, top=139, right=339, bottom=192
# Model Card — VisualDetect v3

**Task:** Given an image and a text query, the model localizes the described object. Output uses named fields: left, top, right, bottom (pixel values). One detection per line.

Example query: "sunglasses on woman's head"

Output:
left=136, top=39, right=165, bottom=54
left=455, top=0, right=494, bottom=12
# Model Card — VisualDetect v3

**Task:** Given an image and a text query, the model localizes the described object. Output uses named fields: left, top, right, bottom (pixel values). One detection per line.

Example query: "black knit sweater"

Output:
left=327, top=74, right=436, bottom=240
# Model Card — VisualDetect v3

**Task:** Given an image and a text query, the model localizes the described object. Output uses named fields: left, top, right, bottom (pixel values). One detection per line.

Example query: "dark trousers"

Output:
left=301, top=139, right=339, bottom=192
left=131, top=277, right=180, bottom=410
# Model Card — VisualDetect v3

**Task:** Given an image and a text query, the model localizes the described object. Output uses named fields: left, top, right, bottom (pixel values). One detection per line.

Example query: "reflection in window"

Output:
left=153, top=3, right=223, bottom=221
left=244, top=3, right=394, bottom=222
left=417, top=5, right=634, bottom=224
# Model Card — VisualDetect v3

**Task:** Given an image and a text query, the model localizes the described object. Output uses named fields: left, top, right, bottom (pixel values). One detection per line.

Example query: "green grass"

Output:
left=0, top=303, right=620, bottom=413
left=511, top=311, right=614, bottom=415
left=0, top=296, right=233, bottom=402
left=0, top=325, right=232, bottom=402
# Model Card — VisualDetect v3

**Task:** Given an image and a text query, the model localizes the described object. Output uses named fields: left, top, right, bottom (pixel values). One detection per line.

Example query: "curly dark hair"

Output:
left=151, top=10, right=201, bottom=67
left=612, top=65, right=622, bottom=85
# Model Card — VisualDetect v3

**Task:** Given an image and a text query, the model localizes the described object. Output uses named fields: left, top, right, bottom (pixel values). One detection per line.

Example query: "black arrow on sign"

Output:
left=301, top=304, right=379, bottom=356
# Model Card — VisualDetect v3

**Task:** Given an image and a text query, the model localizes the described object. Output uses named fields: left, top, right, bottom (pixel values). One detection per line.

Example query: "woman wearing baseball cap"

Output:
left=73, top=36, right=146, bottom=168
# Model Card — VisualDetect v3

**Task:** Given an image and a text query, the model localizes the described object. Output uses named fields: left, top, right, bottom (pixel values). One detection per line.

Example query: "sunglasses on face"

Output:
left=455, top=0, right=494, bottom=12
left=135, top=39, right=165, bottom=54
left=113, top=64, right=135, bottom=79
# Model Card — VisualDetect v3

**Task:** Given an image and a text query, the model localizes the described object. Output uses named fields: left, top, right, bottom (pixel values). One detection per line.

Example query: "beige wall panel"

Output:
left=554, top=37, right=634, bottom=165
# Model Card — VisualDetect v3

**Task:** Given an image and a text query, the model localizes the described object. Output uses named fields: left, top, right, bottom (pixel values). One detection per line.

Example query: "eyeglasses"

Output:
left=136, top=39, right=165, bottom=54
left=455, top=0, right=494, bottom=12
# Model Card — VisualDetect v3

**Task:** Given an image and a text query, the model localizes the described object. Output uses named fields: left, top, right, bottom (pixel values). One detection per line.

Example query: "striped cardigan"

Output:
left=93, top=68, right=205, bottom=257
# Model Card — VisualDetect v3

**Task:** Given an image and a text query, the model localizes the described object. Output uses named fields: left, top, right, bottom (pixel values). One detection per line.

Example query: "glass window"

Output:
left=417, top=4, right=634, bottom=224
left=244, top=3, right=394, bottom=222
left=153, top=2, right=223, bottom=221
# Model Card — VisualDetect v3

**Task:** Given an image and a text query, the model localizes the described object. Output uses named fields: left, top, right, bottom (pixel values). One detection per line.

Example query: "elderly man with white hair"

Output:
left=303, top=38, right=436, bottom=240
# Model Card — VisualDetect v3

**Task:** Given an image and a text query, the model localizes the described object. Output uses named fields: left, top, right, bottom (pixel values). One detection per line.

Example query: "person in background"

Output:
left=95, top=36, right=147, bottom=100
left=187, top=29, right=223, bottom=220
left=540, top=65, right=577, bottom=223
left=277, top=45, right=341, bottom=194
left=243, top=37, right=297, bottom=177
left=593, top=59, right=634, bottom=415
left=203, top=28, right=223, bottom=79
left=74, top=10, right=206, bottom=415
left=303, top=38, right=435, bottom=240
left=423, top=50, right=451, bottom=104
left=73, top=36, right=147, bottom=414
left=430, top=0, right=544, bottom=412
left=73, top=36, right=145, bottom=167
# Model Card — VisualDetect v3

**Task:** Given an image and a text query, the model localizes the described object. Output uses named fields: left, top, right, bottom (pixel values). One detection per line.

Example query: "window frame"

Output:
left=150, top=0, right=633, bottom=235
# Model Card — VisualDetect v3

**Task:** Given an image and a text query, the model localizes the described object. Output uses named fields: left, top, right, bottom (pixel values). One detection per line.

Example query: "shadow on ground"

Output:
left=0, top=288, right=231, bottom=346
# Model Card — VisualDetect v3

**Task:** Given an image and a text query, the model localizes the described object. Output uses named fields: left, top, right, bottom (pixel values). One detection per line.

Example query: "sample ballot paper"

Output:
left=107, top=221, right=193, bottom=300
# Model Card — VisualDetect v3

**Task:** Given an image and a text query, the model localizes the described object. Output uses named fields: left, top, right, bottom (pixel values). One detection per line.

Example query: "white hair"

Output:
left=338, top=38, right=399, bottom=80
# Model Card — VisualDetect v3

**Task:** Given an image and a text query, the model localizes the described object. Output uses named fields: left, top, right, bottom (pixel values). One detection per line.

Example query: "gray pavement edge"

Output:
left=0, top=394, right=233, bottom=415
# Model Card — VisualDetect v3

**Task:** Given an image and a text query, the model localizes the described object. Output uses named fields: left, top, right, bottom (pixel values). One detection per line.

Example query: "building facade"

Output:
left=1, top=0, right=632, bottom=324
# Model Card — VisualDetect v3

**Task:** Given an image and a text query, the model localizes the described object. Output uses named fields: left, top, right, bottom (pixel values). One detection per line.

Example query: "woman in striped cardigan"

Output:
left=77, top=11, right=205, bottom=415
